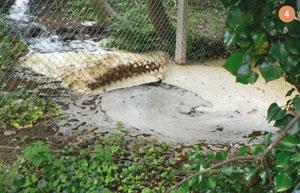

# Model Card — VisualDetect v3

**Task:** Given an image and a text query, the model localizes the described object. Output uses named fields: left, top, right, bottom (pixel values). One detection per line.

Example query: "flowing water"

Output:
left=6, top=0, right=105, bottom=53
left=8, top=0, right=30, bottom=22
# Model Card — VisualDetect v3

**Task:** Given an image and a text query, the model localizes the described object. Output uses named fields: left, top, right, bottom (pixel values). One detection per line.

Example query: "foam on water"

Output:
left=8, top=0, right=30, bottom=22
left=7, top=0, right=105, bottom=53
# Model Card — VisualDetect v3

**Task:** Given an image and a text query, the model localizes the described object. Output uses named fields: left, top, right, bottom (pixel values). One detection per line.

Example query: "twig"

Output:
left=261, top=114, right=300, bottom=157
left=292, top=181, right=300, bottom=192
left=166, top=156, right=257, bottom=193
left=261, top=157, right=276, bottom=193
left=0, top=145, right=21, bottom=150
left=166, top=114, right=300, bottom=193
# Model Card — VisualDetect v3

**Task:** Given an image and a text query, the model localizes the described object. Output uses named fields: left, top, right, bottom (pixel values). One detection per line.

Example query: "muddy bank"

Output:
left=0, top=119, right=57, bottom=165
left=57, top=81, right=275, bottom=145
left=2, top=57, right=294, bottom=147
left=3, top=58, right=295, bottom=146
left=57, top=60, right=293, bottom=145
left=2, top=0, right=285, bottom=150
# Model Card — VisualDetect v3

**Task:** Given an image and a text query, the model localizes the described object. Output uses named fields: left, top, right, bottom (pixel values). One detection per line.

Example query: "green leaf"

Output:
left=207, top=177, right=217, bottom=189
left=286, top=37, right=300, bottom=55
left=293, top=97, right=300, bottom=115
left=102, top=188, right=113, bottom=193
left=259, top=170, right=267, bottom=184
left=31, top=174, right=38, bottom=183
left=274, top=114, right=293, bottom=129
left=262, top=17, right=276, bottom=35
left=260, top=62, right=283, bottom=82
left=252, top=32, right=269, bottom=55
left=267, top=103, right=286, bottom=123
left=207, top=151, right=216, bottom=160
left=269, top=43, right=289, bottom=65
left=287, top=20, right=300, bottom=38
left=251, top=145, right=264, bottom=155
left=224, top=31, right=236, bottom=48
left=227, top=7, right=254, bottom=29
left=291, top=153, right=300, bottom=162
left=274, top=172, right=292, bottom=192
left=238, top=146, right=249, bottom=156
left=224, top=52, right=244, bottom=75
left=235, top=30, right=251, bottom=48
left=281, top=55, right=299, bottom=74
left=236, top=64, right=259, bottom=84
left=278, top=135, right=299, bottom=149
left=216, top=151, right=228, bottom=161
left=290, top=119, right=300, bottom=134
left=276, top=152, right=290, bottom=168
left=245, top=168, right=257, bottom=181
left=237, top=64, right=251, bottom=77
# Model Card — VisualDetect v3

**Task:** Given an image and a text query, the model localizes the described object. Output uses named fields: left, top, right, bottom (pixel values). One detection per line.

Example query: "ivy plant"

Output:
left=0, top=134, right=190, bottom=193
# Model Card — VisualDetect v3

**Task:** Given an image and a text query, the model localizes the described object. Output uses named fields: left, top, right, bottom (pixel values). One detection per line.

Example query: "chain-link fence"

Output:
left=0, top=0, right=226, bottom=94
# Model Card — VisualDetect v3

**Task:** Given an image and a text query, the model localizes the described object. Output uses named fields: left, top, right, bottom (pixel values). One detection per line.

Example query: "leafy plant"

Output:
left=0, top=19, right=28, bottom=69
left=0, top=91, right=58, bottom=129
left=223, top=0, right=300, bottom=90
left=0, top=134, right=189, bottom=193
left=30, top=0, right=226, bottom=59
left=171, top=1, right=300, bottom=192
left=171, top=98, right=300, bottom=192
left=221, top=1, right=300, bottom=192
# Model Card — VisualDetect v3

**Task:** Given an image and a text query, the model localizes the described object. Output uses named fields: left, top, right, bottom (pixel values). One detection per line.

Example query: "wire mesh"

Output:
left=0, top=0, right=226, bottom=98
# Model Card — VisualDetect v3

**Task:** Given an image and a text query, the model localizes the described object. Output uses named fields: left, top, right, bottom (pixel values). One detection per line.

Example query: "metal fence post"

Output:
left=175, top=0, right=188, bottom=64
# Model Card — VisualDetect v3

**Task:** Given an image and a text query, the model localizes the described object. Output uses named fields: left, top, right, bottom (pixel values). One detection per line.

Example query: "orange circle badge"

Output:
left=279, top=6, right=296, bottom=23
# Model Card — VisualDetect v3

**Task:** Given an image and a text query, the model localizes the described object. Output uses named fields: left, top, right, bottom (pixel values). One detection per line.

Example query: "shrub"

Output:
left=0, top=20, right=28, bottom=69
left=0, top=91, right=58, bottom=129
left=29, top=0, right=225, bottom=59
left=223, top=0, right=300, bottom=90
left=173, top=1, right=300, bottom=192
left=0, top=134, right=189, bottom=193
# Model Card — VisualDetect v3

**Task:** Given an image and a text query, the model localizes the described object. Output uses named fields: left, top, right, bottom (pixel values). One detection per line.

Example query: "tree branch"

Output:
left=261, top=114, right=300, bottom=157
left=261, top=157, right=276, bottom=193
left=0, top=145, right=21, bottom=150
left=166, top=114, right=300, bottom=193
left=166, top=156, right=257, bottom=193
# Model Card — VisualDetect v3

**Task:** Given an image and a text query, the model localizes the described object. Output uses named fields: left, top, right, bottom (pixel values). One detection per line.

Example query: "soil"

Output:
left=0, top=68, right=70, bottom=165
left=0, top=121, right=57, bottom=165
left=0, top=123, right=241, bottom=166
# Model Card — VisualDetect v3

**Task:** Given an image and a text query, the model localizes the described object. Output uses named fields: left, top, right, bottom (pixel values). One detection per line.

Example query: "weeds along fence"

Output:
left=0, top=0, right=227, bottom=94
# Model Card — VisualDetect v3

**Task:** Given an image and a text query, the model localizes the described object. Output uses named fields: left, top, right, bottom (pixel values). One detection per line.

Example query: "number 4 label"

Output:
left=284, top=10, right=290, bottom=17
left=279, top=6, right=295, bottom=23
